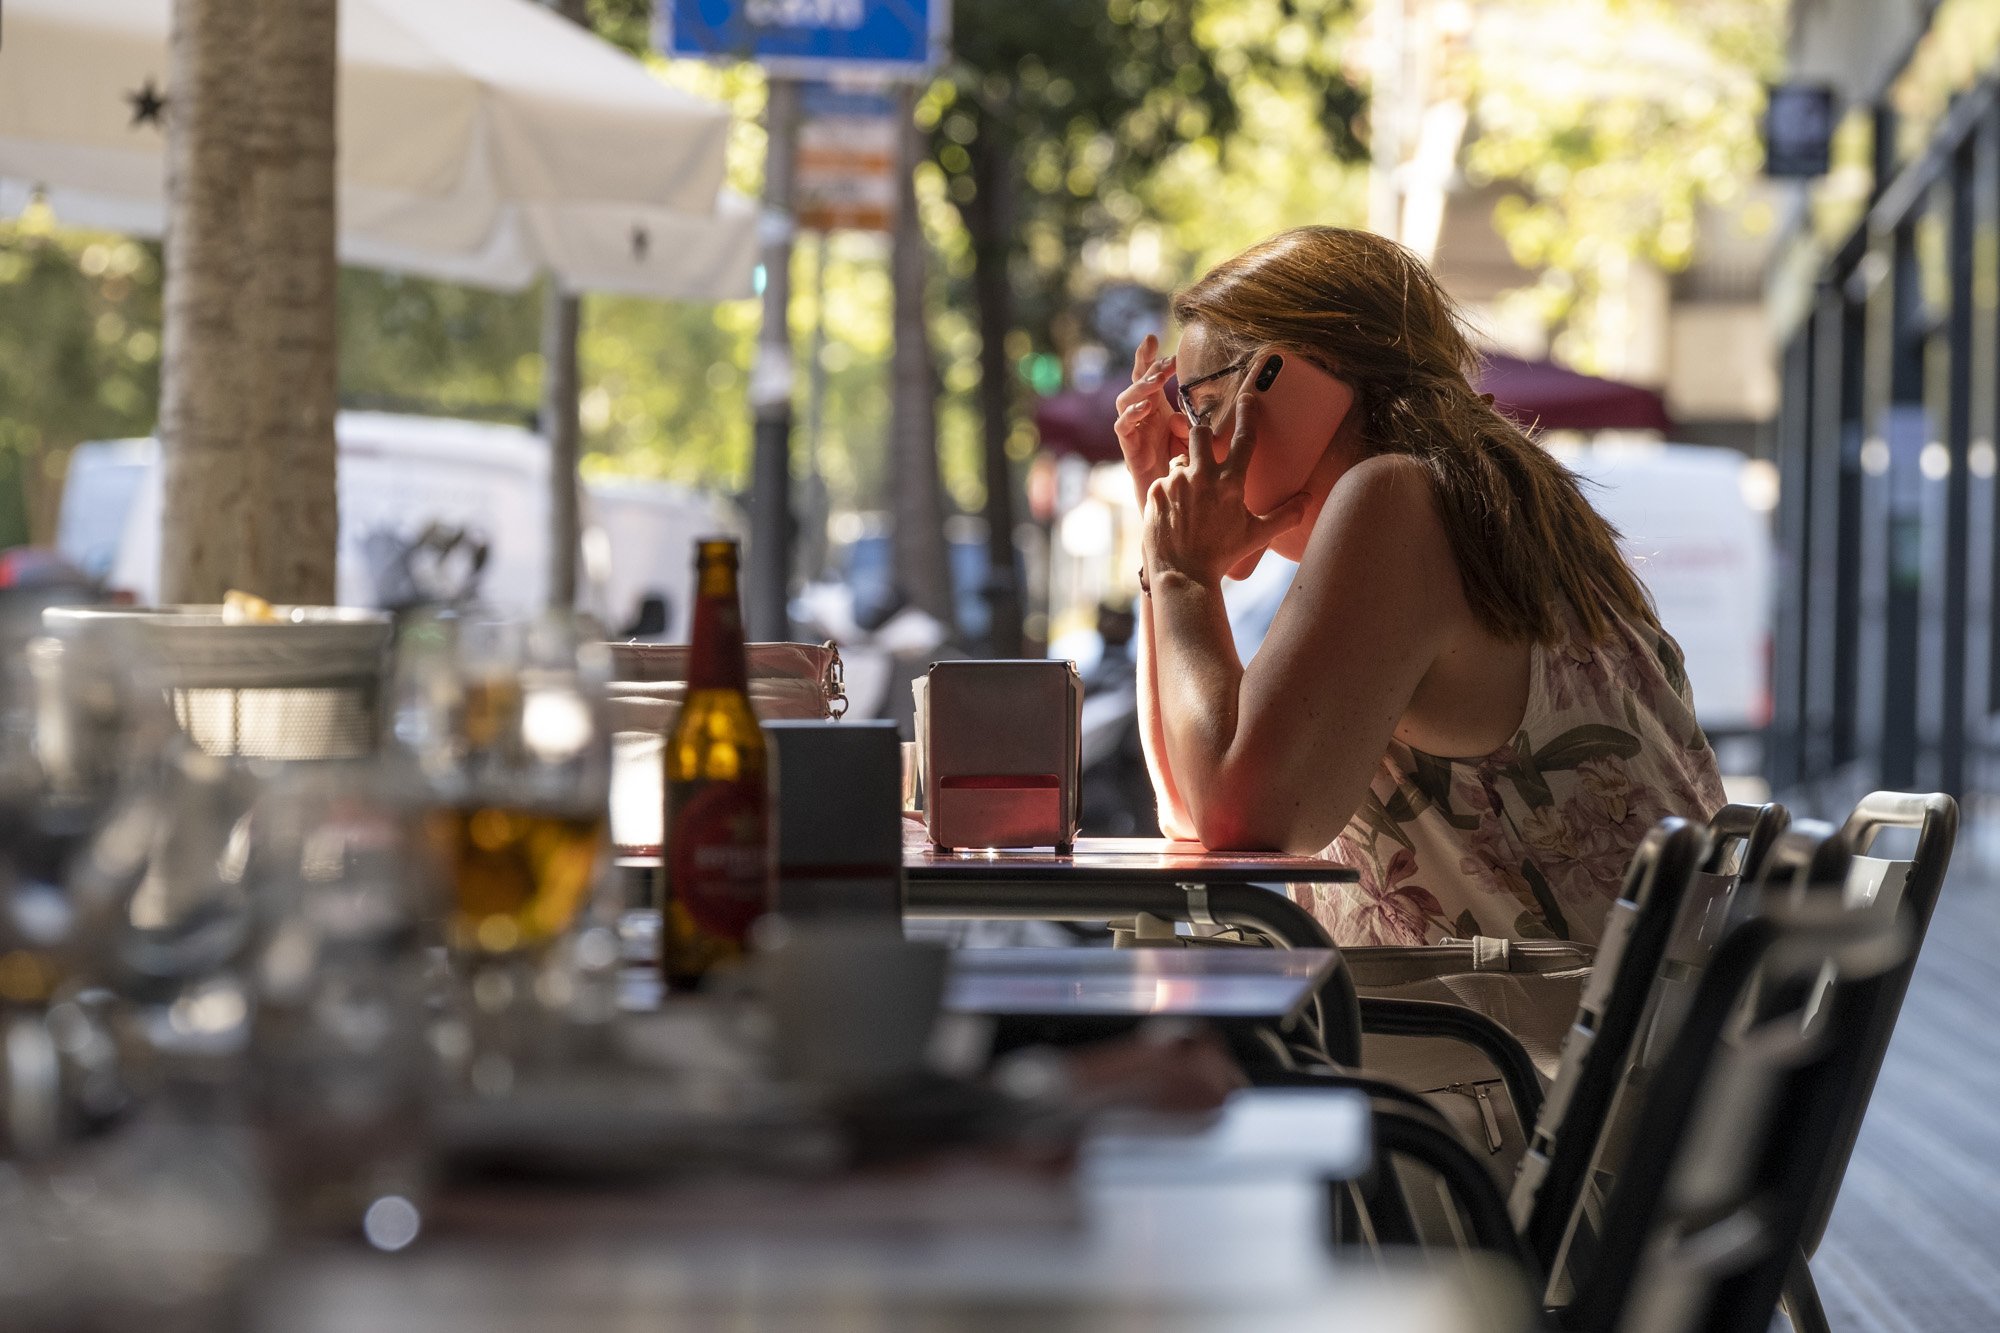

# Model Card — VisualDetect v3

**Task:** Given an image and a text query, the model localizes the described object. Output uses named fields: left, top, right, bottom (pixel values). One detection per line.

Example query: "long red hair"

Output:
left=1174, top=226, right=1656, bottom=645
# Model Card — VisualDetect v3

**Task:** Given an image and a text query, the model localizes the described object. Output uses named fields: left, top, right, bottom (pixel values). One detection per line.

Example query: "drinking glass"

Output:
left=0, top=622, right=173, bottom=1156
left=393, top=611, right=611, bottom=951
left=245, top=761, right=436, bottom=1233
left=388, top=610, right=616, bottom=1080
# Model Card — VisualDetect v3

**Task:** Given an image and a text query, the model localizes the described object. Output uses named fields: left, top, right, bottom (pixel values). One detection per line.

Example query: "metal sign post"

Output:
left=662, top=2, right=948, bottom=643
left=747, top=78, right=802, bottom=643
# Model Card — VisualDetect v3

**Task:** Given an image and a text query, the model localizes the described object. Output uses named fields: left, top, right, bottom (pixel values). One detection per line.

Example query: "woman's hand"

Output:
left=1143, top=388, right=1311, bottom=589
left=1113, top=333, right=1191, bottom=504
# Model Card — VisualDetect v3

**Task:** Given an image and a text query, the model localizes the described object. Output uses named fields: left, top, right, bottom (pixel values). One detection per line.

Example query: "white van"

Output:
left=57, top=411, right=739, bottom=638
left=1555, top=440, right=1774, bottom=738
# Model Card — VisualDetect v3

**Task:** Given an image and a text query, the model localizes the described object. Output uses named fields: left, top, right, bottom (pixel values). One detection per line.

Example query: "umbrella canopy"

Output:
left=1477, top=352, right=1673, bottom=434
left=1035, top=350, right=1674, bottom=466
left=0, top=0, right=755, bottom=299
left=1032, top=382, right=1127, bottom=465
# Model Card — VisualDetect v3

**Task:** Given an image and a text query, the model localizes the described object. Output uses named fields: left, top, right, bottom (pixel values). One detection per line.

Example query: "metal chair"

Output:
left=1779, top=791, right=1957, bottom=1333
left=1537, top=794, right=1951, bottom=1330
left=1507, top=817, right=1710, bottom=1272
left=1336, top=804, right=1784, bottom=1192
left=1569, top=884, right=1911, bottom=1333
left=1526, top=802, right=1793, bottom=1298
left=43, top=605, right=392, bottom=761
left=1307, top=816, right=1717, bottom=1260
left=1345, top=822, right=1914, bottom=1333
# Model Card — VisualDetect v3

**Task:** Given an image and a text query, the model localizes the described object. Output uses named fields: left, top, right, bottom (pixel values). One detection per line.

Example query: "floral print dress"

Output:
left=1292, top=611, right=1727, bottom=947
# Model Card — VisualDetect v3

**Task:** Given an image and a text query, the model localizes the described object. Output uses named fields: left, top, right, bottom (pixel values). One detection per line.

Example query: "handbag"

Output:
left=1346, top=937, right=1594, bottom=1180
left=606, top=641, right=847, bottom=855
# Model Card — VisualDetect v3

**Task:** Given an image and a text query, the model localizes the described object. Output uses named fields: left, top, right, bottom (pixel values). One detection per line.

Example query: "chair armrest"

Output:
left=1358, top=995, right=1546, bottom=1132
left=1370, top=1101, right=1539, bottom=1268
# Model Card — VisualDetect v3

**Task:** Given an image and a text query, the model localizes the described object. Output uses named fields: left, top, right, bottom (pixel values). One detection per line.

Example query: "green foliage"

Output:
left=337, top=270, right=543, bottom=421
left=1460, top=0, right=1786, bottom=370
left=928, top=0, right=1368, bottom=351
left=0, top=209, right=161, bottom=544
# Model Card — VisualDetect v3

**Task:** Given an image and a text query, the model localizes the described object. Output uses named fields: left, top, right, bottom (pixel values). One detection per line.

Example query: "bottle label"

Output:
left=667, top=778, right=771, bottom=943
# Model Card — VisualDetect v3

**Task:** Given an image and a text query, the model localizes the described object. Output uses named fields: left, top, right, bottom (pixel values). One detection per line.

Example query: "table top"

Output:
left=250, top=1089, right=1522, bottom=1332
left=905, top=835, right=1359, bottom=885
left=945, top=946, right=1339, bottom=1020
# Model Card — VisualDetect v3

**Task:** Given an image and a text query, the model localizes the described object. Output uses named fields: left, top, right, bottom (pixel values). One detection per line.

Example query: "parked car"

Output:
left=56, top=412, right=739, bottom=635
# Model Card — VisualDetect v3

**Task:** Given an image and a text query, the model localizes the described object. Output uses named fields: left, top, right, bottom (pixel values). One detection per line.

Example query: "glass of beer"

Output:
left=390, top=611, right=612, bottom=963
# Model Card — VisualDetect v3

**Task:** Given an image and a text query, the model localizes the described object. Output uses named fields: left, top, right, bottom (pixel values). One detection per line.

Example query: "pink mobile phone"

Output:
left=1206, top=348, right=1354, bottom=515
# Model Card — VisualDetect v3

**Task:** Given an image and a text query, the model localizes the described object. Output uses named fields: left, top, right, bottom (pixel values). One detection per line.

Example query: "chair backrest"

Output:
left=1794, top=790, right=1956, bottom=1258
left=1568, top=847, right=1911, bottom=1333
left=1508, top=817, right=1708, bottom=1268
left=1529, top=803, right=1788, bottom=1301
left=1637, top=802, right=1792, bottom=1068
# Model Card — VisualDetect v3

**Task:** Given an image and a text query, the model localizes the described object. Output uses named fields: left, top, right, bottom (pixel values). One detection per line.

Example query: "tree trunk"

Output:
left=161, top=0, right=339, bottom=604
left=888, top=84, right=953, bottom=624
left=244, top=0, right=339, bottom=602
left=160, top=0, right=256, bottom=602
left=542, top=0, right=589, bottom=611
left=964, top=111, right=1023, bottom=656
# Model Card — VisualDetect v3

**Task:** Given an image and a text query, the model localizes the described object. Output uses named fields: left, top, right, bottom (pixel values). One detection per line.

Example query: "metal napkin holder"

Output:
left=918, top=659, right=1082, bottom=853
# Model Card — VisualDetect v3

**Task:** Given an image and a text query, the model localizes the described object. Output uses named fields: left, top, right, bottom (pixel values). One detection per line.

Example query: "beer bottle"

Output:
left=661, top=538, right=773, bottom=990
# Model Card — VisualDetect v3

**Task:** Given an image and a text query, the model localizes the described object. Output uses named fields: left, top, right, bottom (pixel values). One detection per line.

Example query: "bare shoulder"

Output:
left=1331, top=453, right=1438, bottom=514
left=1305, top=453, right=1454, bottom=572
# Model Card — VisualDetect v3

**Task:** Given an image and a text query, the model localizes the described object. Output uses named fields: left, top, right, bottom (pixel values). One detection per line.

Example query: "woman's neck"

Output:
left=1268, top=426, right=1368, bottom=563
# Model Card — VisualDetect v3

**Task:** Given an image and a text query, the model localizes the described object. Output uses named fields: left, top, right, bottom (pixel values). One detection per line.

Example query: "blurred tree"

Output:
left=337, top=271, right=544, bottom=421
left=926, top=0, right=1367, bottom=650
left=1458, top=0, right=1786, bottom=372
left=0, top=215, right=162, bottom=548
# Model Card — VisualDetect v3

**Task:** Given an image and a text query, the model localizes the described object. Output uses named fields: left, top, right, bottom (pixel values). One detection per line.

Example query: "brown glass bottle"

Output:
left=661, top=539, right=773, bottom=990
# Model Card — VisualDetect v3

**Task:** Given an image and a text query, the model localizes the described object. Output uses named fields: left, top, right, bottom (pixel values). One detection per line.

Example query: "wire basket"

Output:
left=44, top=606, right=394, bottom=761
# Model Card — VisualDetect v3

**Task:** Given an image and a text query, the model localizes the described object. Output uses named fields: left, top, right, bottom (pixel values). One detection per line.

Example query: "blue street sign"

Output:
left=660, top=1, right=948, bottom=79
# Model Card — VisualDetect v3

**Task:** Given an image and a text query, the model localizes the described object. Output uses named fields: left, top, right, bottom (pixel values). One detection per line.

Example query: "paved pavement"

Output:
left=1812, top=857, right=2000, bottom=1332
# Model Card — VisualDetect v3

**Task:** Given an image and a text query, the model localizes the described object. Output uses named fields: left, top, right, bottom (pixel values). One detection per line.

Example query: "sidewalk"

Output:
left=1814, top=862, right=2000, bottom=1331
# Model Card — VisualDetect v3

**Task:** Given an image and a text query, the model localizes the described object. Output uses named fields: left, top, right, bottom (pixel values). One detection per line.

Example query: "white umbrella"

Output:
left=0, top=0, right=756, bottom=299
left=0, top=176, right=761, bottom=300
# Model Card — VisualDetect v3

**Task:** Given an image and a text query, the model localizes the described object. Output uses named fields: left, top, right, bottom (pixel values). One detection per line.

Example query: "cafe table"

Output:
left=904, top=832, right=1365, bottom=1064
left=250, top=1086, right=1527, bottom=1333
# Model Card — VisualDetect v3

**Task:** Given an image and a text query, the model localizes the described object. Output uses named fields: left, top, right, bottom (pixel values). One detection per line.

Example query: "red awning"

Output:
left=1476, top=352, right=1672, bottom=434
left=1031, top=382, right=1127, bottom=465
left=1033, top=352, right=1671, bottom=463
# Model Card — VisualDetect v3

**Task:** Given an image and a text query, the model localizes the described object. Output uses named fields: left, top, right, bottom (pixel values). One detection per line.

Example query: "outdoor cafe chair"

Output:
left=1521, top=794, right=1951, bottom=1328
left=1318, top=804, right=1784, bottom=1192
left=1510, top=793, right=1951, bottom=1328
left=1267, top=812, right=1724, bottom=1251
left=1512, top=801, right=1792, bottom=1283
left=1345, top=823, right=1913, bottom=1333
left=1778, top=791, right=1957, bottom=1333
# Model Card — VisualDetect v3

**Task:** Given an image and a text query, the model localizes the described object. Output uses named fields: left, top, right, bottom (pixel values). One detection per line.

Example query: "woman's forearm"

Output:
left=1135, top=588, right=1199, bottom=841
left=1147, top=571, right=1264, bottom=847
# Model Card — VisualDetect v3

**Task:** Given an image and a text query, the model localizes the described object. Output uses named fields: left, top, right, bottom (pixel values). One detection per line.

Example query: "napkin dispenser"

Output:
left=763, top=720, right=902, bottom=925
left=920, top=659, right=1082, bottom=852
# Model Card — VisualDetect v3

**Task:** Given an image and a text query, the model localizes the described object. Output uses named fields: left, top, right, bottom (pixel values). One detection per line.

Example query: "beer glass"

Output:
left=389, top=610, right=613, bottom=959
